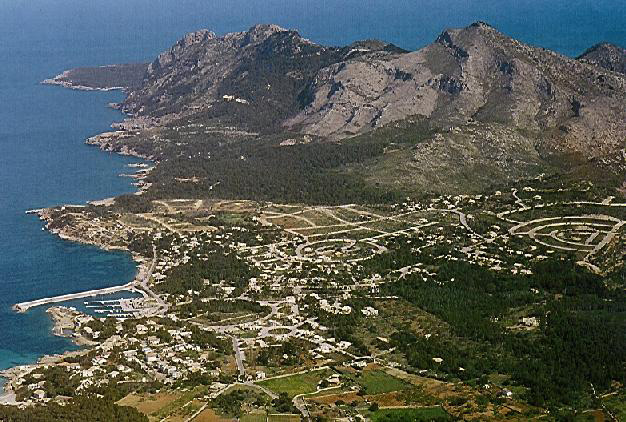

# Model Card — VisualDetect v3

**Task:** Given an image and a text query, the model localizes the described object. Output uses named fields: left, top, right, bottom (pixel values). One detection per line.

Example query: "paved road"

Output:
left=232, top=337, right=245, bottom=379
left=138, top=245, right=168, bottom=315
left=292, top=395, right=310, bottom=420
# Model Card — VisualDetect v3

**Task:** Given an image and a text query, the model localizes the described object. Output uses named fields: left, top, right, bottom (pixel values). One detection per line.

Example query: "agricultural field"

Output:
left=369, top=406, right=451, bottom=422
left=117, top=392, right=182, bottom=417
left=193, top=408, right=234, bottom=422
left=356, top=370, right=410, bottom=395
left=257, top=369, right=332, bottom=397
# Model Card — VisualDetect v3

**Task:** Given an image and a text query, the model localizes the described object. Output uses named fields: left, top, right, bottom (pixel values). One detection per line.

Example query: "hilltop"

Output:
left=578, top=42, right=626, bottom=75
left=45, top=23, right=626, bottom=199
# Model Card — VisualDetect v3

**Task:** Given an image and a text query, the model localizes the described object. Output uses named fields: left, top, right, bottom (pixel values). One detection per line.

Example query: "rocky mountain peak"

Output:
left=469, top=20, right=494, bottom=29
left=242, top=24, right=289, bottom=45
left=179, top=29, right=215, bottom=47
left=578, top=42, right=626, bottom=74
left=287, top=22, right=625, bottom=165
left=146, top=29, right=216, bottom=77
left=434, top=21, right=504, bottom=61
left=117, top=22, right=625, bottom=168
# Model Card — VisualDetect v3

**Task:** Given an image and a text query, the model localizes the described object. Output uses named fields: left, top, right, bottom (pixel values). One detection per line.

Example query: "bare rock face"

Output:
left=120, top=25, right=411, bottom=131
left=146, top=29, right=216, bottom=76
left=287, top=22, right=626, bottom=161
left=578, top=42, right=626, bottom=75
left=109, top=22, right=624, bottom=185
left=121, top=24, right=345, bottom=129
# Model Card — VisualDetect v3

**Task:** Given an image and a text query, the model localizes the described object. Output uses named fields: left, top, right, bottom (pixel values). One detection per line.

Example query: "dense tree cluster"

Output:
left=154, top=247, right=257, bottom=296
left=0, top=397, right=147, bottom=422
left=272, top=392, right=296, bottom=413
left=138, top=128, right=400, bottom=205
left=385, top=253, right=626, bottom=408
left=255, top=338, right=311, bottom=366
left=188, top=325, right=231, bottom=353
left=15, top=367, right=79, bottom=401
left=210, top=388, right=268, bottom=417
left=177, top=299, right=269, bottom=320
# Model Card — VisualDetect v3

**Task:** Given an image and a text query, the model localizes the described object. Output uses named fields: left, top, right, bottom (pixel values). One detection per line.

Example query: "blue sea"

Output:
left=0, top=0, right=624, bottom=383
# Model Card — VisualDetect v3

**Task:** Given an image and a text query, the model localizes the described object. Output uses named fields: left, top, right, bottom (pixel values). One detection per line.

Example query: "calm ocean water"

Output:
left=0, top=0, right=623, bottom=377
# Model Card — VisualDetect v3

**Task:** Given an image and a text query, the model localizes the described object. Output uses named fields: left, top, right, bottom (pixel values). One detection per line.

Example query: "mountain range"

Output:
left=47, top=22, right=626, bottom=197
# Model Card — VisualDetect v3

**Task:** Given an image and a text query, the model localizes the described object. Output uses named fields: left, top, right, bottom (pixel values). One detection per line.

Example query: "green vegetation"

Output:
left=188, top=326, right=231, bottom=352
left=0, top=397, right=148, bottom=422
left=51, top=63, right=148, bottom=89
left=257, top=369, right=331, bottom=397
left=179, top=299, right=269, bottom=321
left=369, top=407, right=450, bottom=422
left=152, top=386, right=207, bottom=419
left=357, top=370, right=409, bottom=395
left=155, top=245, right=257, bottom=297
left=384, top=255, right=626, bottom=408
left=144, top=131, right=401, bottom=205
left=271, top=392, right=297, bottom=413
left=255, top=339, right=312, bottom=367
left=603, top=391, right=626, bottom=421
left=15, top=366, right=80, bottom=401
left=211, top=388, right=268, bottom=417
left=240, top=414, right=268, bottom=422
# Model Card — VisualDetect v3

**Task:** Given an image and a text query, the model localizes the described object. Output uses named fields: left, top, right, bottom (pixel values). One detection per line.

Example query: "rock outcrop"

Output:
left=578, top=42, right=626, bottom=75
left=113, top=23, right=625, bottom=163
left=288, top=23, right=625, bottom=162
left=120, top=25, right=344, bottom=130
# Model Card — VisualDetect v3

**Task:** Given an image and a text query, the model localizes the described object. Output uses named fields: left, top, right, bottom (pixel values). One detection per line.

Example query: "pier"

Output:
left=13, top=283, right=140, bottom=313
left=13, top=247, right=165, bottom=316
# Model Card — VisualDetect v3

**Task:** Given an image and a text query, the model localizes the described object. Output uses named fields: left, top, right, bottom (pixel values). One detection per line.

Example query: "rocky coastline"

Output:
left=0, top=307, right=95, bottom=404
left=0, top=162, right=153, bottom=399
left=84, top=131, right=153, bottom=161
left=35, top=208, right=127, bottom=253
left=46, top=307, right=98, bottom=347
left=0, top=212, right=153, bottom=399
left=42, top=71, right=125, bottom=92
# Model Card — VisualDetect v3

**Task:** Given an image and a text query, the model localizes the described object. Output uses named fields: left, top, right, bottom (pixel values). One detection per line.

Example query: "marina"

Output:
left=12, top=283, right=142, bottom=313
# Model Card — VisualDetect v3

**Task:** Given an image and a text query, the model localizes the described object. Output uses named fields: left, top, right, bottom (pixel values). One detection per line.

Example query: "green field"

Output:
left=358, top=370, right=410, bottom=395
left=154, top=385, right=208, bottom=419
left=240, top=413, right=267, bottom=422
left=267, top=414, right=301, bottom=422
left=257, top=369, right=331, bottom=397
left=370, top=407, right=451, bottom=422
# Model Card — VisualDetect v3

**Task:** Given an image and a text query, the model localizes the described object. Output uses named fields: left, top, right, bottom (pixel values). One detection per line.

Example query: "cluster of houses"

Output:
left=17, top=190, right=587, bottom=407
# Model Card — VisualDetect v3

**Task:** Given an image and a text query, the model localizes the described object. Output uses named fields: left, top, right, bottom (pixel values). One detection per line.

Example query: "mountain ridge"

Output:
left=577, top=42, right=626, bottom=75
left=44, top=22, right=626, bottom=197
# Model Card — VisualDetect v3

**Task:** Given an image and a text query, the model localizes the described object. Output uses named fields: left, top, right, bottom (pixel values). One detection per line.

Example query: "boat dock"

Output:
left=83, top=298, right=146, bottom=318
